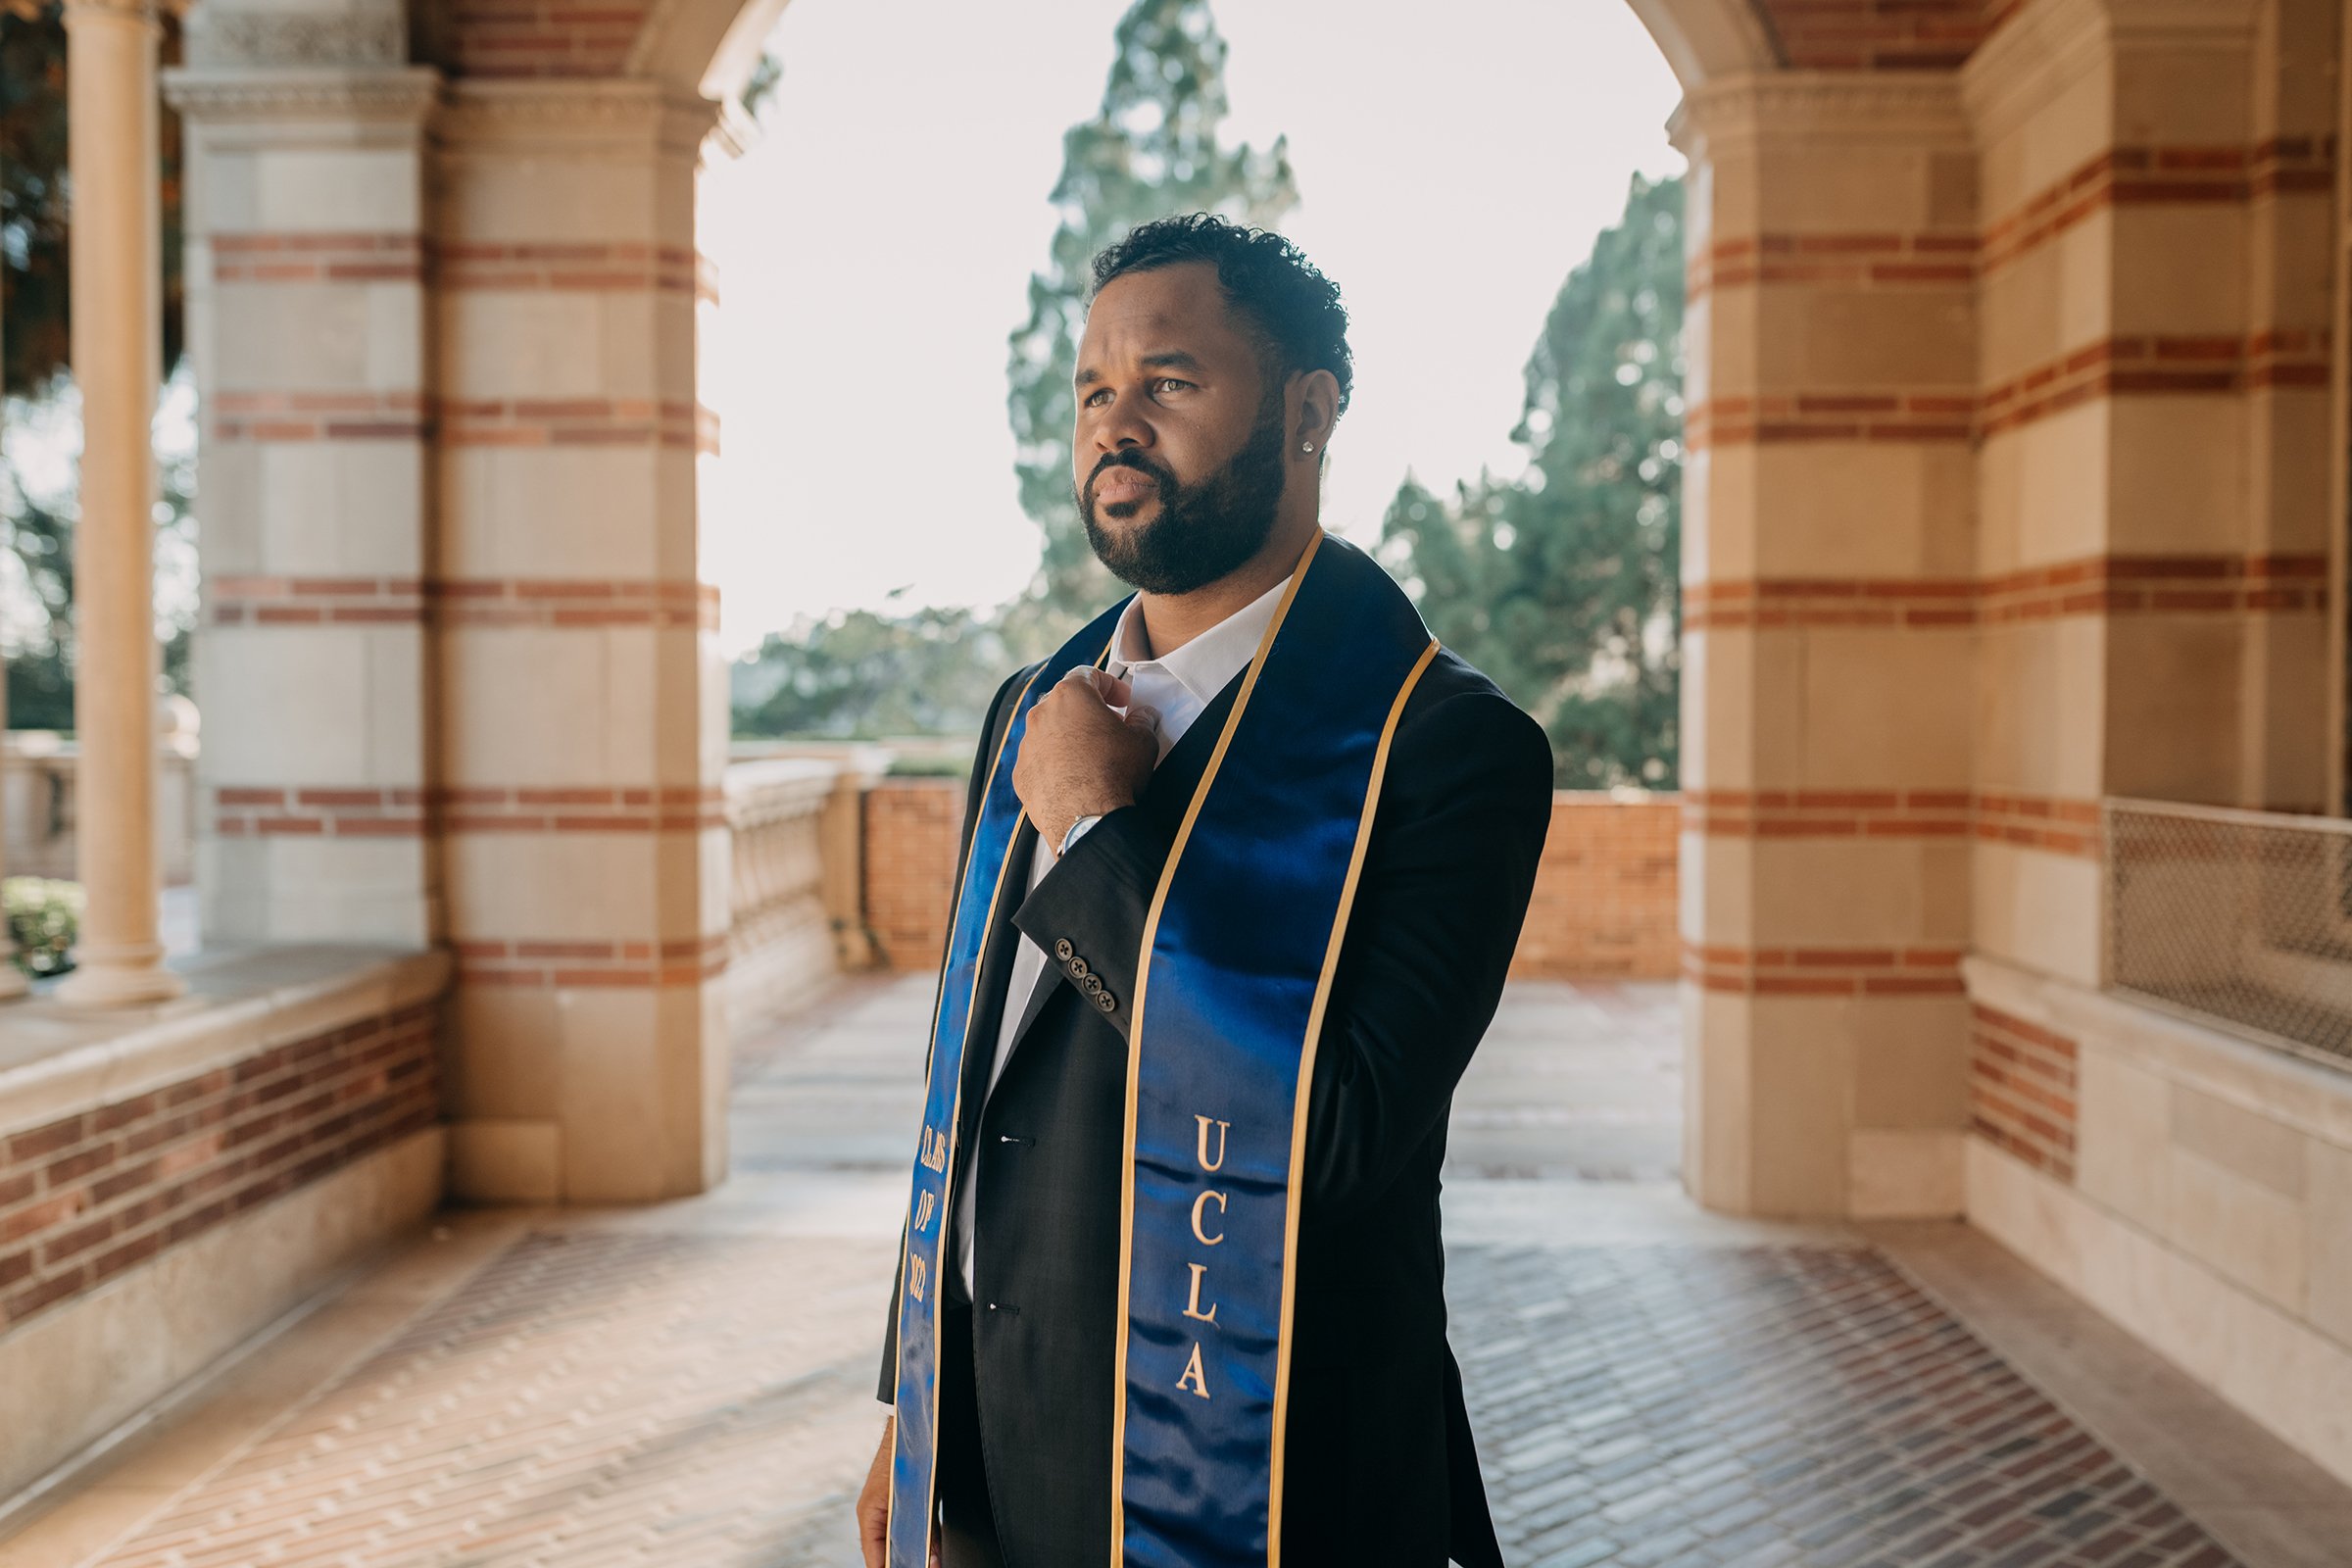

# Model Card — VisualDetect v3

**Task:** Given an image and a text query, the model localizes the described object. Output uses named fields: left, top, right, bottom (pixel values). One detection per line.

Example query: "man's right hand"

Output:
left=858, top=1417, right=941, bottom=1568
left=858, top=1417, right=893, bottom=1566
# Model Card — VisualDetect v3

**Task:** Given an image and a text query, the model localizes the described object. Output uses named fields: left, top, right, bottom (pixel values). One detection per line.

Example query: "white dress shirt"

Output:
left=953, top=576, right=1289, bottom=1297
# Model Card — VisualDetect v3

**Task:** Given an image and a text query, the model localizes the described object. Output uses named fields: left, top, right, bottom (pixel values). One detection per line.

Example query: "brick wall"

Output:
left=858, top=781, right=1683, bottom=983
left=1968, top=1002, right=2080, bottom=1182
left=0, top=1000, right=441, bottom=1333
left=438, top=1, right=654, bottom=78
left=1509, top=794, right=1682, bottom=981
left=862, top=780, right=965, bottom=973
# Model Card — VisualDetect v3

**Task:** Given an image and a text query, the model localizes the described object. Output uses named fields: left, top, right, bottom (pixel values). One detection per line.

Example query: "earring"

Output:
left=1299, top=441, right=1314, bottom=453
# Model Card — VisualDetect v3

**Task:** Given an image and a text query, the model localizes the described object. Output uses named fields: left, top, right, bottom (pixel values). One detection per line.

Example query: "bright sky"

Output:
left=697, top=0, right=1684, bottom=660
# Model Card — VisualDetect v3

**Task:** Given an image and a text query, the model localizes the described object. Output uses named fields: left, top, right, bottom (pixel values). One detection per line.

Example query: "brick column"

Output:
left=432, top=81, right=731, bottom=1201
left=1673, top=75, right=1980, bottom=1219
left=1962, top=0, right=2338, bottom=972
left=165, top=9, right=441, bottom=948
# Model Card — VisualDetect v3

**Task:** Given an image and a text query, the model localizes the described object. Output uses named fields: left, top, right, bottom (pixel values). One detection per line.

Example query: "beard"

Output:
left=1077, top=397, right=1289, bottom=596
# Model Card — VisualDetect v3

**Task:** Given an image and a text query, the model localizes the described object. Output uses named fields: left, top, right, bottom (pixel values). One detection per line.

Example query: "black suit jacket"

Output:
left=879, top=636, right=1554, bottom=1568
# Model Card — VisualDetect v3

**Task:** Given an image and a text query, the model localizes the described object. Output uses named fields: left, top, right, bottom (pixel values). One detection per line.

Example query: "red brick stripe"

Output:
left=1982, top=140, right=2337, bottom=277
left=440, top=242, right=709, bottom=300
left=207, top=576, right=720, bottom=632
left=0, top=1001, right=439, bottom=1331
left=212, top=783, right=728, bottom=838
left=1753, top=0, right=1986, bottom=71
left=1687, top=231, right=1978, bottom=301
left=212, top=232, right=426, bottom=284
left=439, top=784, right=727, bottom=834
left=1686, top=391, right=1974, bottom=448
left=1969, top=1001, right=2079, bottom=1181
left=442, top=397, right=711, bottom=454
left=1981, top=332, right=2329, bottom=438
left=1681, top=939, right=1967, bottom=996
left=1685, top=553, right=2328, bottom=632
left=211, top=390, right=431, bottom=444
left=451, top=931, right=727, bottom=988
left=210, top=233, right=718, bottom=303
left=215, top=786, right=432, bottom=840
left=1682, top=787, right=2101, bottom=858
left=445, top=0, right=653, bottom=79
left=1970, top=791, right=2103, bottom=858
left=1690, top=332, right=2330, bottom=452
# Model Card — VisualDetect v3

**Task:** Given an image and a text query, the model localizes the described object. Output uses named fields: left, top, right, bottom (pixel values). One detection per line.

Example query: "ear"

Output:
left=1289, top=368, right=1341, bottom=459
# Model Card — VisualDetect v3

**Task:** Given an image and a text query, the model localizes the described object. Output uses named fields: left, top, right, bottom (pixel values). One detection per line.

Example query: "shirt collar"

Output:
left=1105, top=575, right=1290, bottom=707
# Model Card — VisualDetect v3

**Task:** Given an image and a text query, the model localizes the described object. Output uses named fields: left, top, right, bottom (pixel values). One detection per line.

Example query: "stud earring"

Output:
left=1300, top=441, right=1314, bottom=453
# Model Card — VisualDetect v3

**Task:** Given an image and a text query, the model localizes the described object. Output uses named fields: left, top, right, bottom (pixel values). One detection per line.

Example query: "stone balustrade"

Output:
left=1, top=732, right=200, bottom=890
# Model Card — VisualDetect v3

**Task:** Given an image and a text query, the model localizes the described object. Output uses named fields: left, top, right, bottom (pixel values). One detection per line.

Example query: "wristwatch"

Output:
left=1059, top=813, right=1102, bottom=856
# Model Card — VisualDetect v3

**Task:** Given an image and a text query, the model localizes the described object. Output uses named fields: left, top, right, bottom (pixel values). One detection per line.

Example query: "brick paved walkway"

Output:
left=6, top=976, right=2318, bottom=1568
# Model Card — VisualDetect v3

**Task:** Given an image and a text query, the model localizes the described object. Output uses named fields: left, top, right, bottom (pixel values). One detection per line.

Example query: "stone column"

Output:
left=1672, top=74, right=1981, bottom=1218
left=0, top=675, right=24, bottom=1002
left=164, top=4, right=441, bottom=949
left=55, top=0, right=183, bottom=1006
left=432, top=82, right=733, bottom=1202
left=0, top=274, right=22, bottom=1002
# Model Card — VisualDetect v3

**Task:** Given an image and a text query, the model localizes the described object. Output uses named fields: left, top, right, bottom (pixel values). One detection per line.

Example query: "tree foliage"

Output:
left=739, top=0, right=1299, bottom=741
left=1380, top=172, right=1685, bottom=790
left=0, top=4, right=186, bottom=396
left=0, top=5, right=192, bottom=729
left=730, top=601, right=1017, bottom=741
left=1004, top=0, right=1296, bottom=623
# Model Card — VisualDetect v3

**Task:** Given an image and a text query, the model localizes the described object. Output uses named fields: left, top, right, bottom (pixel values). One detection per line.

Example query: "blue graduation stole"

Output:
left=888, top=528, right=1439, bottom=1567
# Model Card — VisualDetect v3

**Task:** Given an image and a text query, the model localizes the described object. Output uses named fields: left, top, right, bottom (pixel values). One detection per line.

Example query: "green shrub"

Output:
left=5, top=876, right=81, bottom=978
left=885, top=753, right=970, bottom=778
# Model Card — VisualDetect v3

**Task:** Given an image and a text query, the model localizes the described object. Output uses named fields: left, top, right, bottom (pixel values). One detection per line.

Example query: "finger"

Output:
left=1098, top=670, right=1133, bottom=706
left=1123, top=703, right=1160, bottom=733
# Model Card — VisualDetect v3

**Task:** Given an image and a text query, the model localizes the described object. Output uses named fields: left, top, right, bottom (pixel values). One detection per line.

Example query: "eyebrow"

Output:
left=1074, top=350, right=1205, bottom=389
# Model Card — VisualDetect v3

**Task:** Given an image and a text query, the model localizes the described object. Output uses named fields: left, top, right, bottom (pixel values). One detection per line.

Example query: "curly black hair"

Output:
left=1089, top=213, right=1354, bottom=419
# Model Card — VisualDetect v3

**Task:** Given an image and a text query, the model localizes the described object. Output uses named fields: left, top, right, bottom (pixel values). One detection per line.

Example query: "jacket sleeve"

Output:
left=876, top=662, right=1040, bottom=1406
left=1009, top=686, right=1556, bottom=1221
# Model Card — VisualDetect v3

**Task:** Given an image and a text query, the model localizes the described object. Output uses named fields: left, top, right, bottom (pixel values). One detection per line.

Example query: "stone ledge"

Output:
left=0, top=1123, right=443, bottom=1510
left=1963, top=949, right=2352, bottom=1149
left=0, top=944, right=451, bottom=1142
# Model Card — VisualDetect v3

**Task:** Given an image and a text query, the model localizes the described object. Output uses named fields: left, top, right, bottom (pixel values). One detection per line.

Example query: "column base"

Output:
left=0, top=963, right=27, bottom=1001
left=54, top=948, right=189, bottom=1007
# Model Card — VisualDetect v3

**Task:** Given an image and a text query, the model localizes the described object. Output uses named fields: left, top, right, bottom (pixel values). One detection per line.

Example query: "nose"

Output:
left=1090, top=389, right=1154, bottom=456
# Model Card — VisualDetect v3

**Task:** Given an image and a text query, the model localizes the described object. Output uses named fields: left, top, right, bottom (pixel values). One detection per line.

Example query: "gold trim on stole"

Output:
left=1110, top=528, right=1436, bottom=1566
left=889, top=625, right=1113, bottom=1558
left=1265, top=633, right=1440, bottom=1563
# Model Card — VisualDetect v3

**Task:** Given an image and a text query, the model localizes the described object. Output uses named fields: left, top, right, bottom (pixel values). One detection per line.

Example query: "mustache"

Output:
left=1087, top=451, right=1176, bottom=493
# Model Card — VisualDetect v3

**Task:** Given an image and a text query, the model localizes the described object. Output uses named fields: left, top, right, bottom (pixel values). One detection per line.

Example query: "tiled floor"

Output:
left=3, top=975, right=2345, bottom=1568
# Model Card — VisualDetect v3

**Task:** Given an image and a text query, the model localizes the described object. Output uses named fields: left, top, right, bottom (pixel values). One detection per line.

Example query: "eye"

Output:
left=1083, top=387, right=1112, bottom=407
left=1153, top=377, right=1192, bottom=395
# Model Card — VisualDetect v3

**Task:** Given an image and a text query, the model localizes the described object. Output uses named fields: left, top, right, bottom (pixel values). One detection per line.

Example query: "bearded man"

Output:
left=855, top=214, right=1554, bottom=1568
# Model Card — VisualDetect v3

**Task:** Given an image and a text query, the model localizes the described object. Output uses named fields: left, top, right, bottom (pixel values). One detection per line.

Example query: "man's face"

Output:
left=1072, top=261, right=1290, bottom=595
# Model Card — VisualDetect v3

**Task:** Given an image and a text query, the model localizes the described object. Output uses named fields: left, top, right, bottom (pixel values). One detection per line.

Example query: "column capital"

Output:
left=164, top=65, right=441, bottom=132
left=1668, top=70, right=1971, bottom=160
left=435, top=79, right=729, bottom=165
left=59, top=0, right=161, bottom=32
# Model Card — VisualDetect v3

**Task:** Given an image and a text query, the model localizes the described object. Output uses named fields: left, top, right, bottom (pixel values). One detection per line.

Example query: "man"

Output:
left=856, top=214, right=1553, bottom=1568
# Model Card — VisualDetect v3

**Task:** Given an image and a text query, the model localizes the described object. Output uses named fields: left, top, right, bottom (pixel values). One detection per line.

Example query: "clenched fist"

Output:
left=1012, top=666, right=1160, bottom=853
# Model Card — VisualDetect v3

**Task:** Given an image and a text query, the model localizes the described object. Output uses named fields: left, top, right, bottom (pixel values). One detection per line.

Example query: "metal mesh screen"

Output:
left=2103, top=798, right=2352, bottom=1071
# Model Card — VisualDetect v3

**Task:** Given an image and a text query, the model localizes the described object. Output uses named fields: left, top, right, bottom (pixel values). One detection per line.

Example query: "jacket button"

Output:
left=1096, top=992, right=1117, bottom=1013
left=1080, top=973, right=1102, bottom=995
left=1054, top=938, right=1074, bottom=961
left=1069, top=956, right=1090, bottom=978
